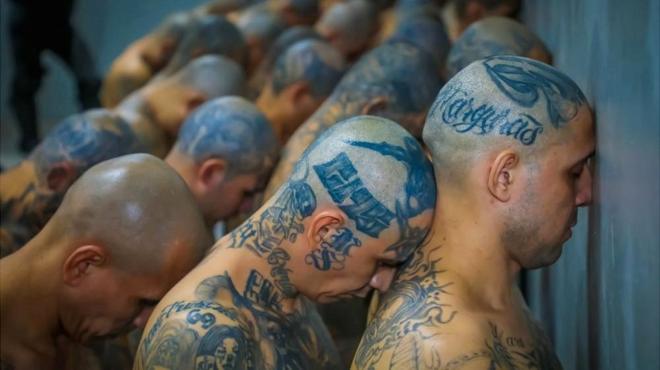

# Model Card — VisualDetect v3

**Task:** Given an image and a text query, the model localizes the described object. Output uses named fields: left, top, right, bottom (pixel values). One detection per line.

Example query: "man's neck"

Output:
left=0, top=163, right=36, bottom=206
left=1, top=241, right=61, bottom=359
left=202, top=237, right=301, bottom=315
left=424, top=188, right=521, bottom=310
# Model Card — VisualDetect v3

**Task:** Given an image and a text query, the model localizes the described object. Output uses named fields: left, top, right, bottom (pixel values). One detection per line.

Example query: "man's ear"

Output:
left=46, top=163, right=76, bottom=193
left=488, top=150, right=519, bottom=202
left=287, top=81, right=316, bottom=108
left=197, top=158, right=227, bottom=190
left=62, top=245, right=107, bottom=287
left=361, top=96, right=388, bottom=116
left=184, top=89, right=207, bottom=115
left=306, top=209, right=345, bottom=248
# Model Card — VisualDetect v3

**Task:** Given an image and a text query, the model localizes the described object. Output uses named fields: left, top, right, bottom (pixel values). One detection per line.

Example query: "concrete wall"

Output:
left=521, top=1, right=660, bottom=369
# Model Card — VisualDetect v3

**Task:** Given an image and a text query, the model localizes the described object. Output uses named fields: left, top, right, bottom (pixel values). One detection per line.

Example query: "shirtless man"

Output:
left=165, top=96, right=279, bottom=226
left=256, top=39, right=346, bottom=144
left=353, top=56, right=594, bottom=369
left=101, top=13, right=245, bottom=108
left=115, top=55, right=246, bottom=157
left=263, top=39, right=442, bottom=199
left=0, top=154, right=212, bottom=370
left=446, top=16, right=551, bottom=78
left=0, top=110, right=143, bottom=257
left=133, top=115, right=437, bottom=369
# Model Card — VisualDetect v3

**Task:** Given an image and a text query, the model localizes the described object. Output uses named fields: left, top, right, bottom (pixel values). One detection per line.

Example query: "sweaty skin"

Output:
left=134, top=116, right=437, bottom=370
left=262, top=40, right=442, bottom=200
left=0, top=154, right=211, bottom=370
left=352, top=56, right=595, bottom=370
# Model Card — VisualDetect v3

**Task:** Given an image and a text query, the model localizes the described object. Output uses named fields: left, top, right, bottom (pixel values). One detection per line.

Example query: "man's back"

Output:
left=353, top=241, right=562, bottom=370
left=134, top=248, right=341, bottom=370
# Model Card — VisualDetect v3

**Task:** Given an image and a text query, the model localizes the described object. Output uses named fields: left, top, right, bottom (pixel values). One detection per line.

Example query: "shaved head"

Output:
left=315, top=0, right=378, bottom=57
left=175, top=96, right=279, bottom=178
left=388, top=11, right=450, bottom=72
left=47, top=154, right=211, bottom=272
left=271, top=39, right=347, bottom=98
left=276, top=115, right=436, bottom=264
left=159, top=14, right=247, bottom=76
left=424, top=55, right=589, bottom=183
left=30, top=109, right=145, bottom=187
left=446, top=17, right=550, bottom=78
left=166, top=54, right=246, bottom=99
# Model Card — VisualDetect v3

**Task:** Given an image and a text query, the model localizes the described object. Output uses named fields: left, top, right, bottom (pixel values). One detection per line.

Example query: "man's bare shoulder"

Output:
left=134, top=274, right=263, bottom=370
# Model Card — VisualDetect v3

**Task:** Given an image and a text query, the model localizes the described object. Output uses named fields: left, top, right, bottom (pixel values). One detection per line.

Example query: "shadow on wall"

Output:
left=521, top=1, right=659, bottom=370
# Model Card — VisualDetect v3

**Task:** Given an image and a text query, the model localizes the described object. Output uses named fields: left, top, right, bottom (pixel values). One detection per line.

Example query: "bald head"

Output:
left=237, top=6, right=288, bottom=73
left=159, top=14, right=247, bottom=76
left=30, top=109, right=145, bottom=190
left=388, top=12, right=450, bottom=72
left=319, top=40, right=442, bottom=136
left=166, top=54, right=246, bottom=98
left=48, top=154, right=211, bottom=273
left=278, top=115, right=436, bottom=263
left=446, top=17, right=550, bottom=78
left=271, top=39, right=347, bottom=98
left=315, top=0, right=378, bottom=57
left=174, top=96, right=279, bottom=178
left=424, top=55, right=589, bottom=182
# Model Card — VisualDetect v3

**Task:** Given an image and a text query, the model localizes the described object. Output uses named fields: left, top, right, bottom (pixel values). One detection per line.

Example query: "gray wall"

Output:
left=521, top=1, right=660, bottom=369
left=0, top=0, right=206, bottom=165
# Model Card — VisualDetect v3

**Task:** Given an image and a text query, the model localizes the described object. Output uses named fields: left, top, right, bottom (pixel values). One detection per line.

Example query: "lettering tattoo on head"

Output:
left=430, top=56, right=586, bottom=146
left=136, top=272, right=339, bottom=370
left=483, top=55, right=587, bottom=128
left=314, top=152, right=395, bottom=238
left=431, top=83, right=545, bottom=146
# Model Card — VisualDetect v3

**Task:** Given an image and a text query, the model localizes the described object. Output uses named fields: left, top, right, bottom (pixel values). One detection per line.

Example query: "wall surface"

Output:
left=521, top=1, right=660, bottom=369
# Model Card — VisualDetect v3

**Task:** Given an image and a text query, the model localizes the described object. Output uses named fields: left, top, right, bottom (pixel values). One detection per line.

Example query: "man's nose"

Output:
left=576, top=164, right=593, bottom=207
left=132, top=306, right=155, bottom=329
left=369, top=266, right=396, bottom=293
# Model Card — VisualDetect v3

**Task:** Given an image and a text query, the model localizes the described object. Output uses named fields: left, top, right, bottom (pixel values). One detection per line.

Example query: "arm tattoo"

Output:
left=136, top=272, right=340, bottom=370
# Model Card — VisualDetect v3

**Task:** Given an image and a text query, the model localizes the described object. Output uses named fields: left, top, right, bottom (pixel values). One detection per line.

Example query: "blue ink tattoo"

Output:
left=347, top=138, right=436, bottom=259
left=305, top=227, right=362, bottom=270
left=431, top=83, right=545, bottom=145
left=483, top=55, right=586, bottom=127
left=314, top=153, right=395, bottom=238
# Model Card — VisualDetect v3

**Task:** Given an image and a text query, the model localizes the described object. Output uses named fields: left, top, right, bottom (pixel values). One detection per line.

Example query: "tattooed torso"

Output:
left=134, top=270, right=340, bottom=370
left=352, top=241, right=562, bottom=370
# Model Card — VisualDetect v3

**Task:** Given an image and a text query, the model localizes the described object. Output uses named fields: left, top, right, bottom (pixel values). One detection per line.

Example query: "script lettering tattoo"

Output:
left=135, top=273, right=339, bottom=370
left=432, top=83, right=545, bottom=145
left=347, top=138, right=436, bottom=259
left=305, top=227, right=362, bottom=270
left=314, top=152, right=395, bottom=237
left=483, top=55, right=586, bottom=127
